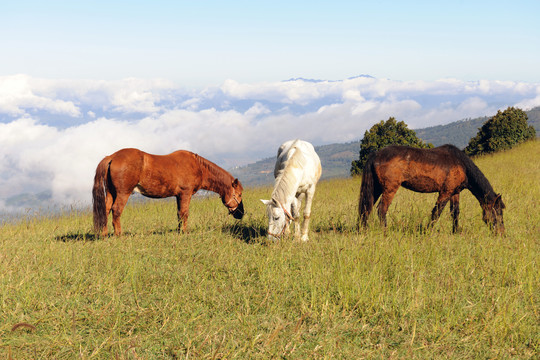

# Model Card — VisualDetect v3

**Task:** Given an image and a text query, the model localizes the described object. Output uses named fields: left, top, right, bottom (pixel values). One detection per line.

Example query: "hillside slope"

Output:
left=1, top=141, right=538, bottom=359
left=232, top=107, right=540, bottom=187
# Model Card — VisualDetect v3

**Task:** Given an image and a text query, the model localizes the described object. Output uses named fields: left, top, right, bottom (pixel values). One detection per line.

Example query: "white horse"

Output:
left=261, top=140, right=322, bottom=241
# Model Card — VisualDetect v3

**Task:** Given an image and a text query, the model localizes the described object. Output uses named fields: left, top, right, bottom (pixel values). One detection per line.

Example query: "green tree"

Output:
left=464, top=107, right=536, bottom=156
left=350, top=117, right=433, bottom=175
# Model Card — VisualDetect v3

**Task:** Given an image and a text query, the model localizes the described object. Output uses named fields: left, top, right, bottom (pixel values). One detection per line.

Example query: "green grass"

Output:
left=1, top=141, right=539, bottom=359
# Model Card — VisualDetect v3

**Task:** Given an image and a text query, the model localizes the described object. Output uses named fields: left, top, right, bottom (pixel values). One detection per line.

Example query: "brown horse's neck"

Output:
left=469, top=186, right=497, bottom=207
left=196, top=155, right=233, bottom=198
left=461, top=163, right=497, bottom=207
left=447, top=146, right=497, bottom=207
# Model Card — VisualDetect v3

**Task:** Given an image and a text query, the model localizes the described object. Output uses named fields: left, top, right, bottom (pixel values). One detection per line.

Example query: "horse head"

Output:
left=224, top=178, right=245, bottom=219
left=260, top=198, right=294, bottom=241
left=482, top=194, right=505, bottom=234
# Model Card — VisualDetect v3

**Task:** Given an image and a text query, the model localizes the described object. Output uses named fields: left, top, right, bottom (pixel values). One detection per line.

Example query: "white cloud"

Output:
left=0, top=75, right=81, bottom=117
left=244, top=102, right=271, bottom=117
left=515, top=85, right=540, bottom=109
left=220, top=78, right=340, bottom=105
left=1, top=75, right=539, bottom=212
left=0, top=75, right=181, bottom=119
left=101, top=78, right=177, bottom=113
left=457, top=97, right=489, bottom=114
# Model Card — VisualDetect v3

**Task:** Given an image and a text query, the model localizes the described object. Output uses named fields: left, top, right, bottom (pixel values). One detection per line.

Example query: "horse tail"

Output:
left=92, top=156, right=112, bottom=234
left=358, top=153, right=377, bottom=227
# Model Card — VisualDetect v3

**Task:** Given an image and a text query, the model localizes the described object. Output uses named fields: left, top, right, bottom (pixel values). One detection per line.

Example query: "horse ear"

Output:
left=233, top=178, right=243, bottom=191
left=495, top=194, right=505, bottom=209
left=261, top=199, right=272, bottom=206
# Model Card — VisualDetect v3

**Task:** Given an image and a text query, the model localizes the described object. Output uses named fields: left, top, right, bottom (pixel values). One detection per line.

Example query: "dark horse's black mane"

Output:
left=437, top=144, right=497, bottom=203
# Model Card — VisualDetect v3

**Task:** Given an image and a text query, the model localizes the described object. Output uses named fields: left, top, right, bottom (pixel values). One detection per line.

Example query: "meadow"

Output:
left=0, top=141, right=538, bottom=359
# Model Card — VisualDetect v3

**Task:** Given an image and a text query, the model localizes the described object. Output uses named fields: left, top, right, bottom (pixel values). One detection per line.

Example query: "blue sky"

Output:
left=2, top=1, right=539, bottom=86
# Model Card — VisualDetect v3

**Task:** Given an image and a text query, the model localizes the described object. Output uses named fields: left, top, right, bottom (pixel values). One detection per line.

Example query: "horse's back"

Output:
left=110, top=147, right=145, bottom=159
left=374, top=145, right=462, bottom=166
left=106, top=148, right=200, bottom=196
left=373, top=145, right=467, bottom=193
left=274, top=140, right=297, bottom=175
left=274, top=140, right=321, bottom=184
left=109, top=148, right=196, bottom=170
left=109, top=148, right=146, bottom=174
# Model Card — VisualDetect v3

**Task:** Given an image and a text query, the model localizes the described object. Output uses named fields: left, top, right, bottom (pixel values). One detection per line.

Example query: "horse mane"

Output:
left=440, top=144, right=497, bottom=203
left=272, top=145, right=306, bottom=203
left=195, top=154, right=233, bottom=194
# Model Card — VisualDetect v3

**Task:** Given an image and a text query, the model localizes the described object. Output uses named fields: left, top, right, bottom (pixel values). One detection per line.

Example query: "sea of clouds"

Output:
left=1, top=74, right=539, bottom=212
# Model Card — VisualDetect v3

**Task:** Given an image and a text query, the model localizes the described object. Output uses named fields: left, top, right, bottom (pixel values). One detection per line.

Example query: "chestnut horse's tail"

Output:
left=92, top=156, right=112, bottom=234
left=358, top=153, right=378, bottom=227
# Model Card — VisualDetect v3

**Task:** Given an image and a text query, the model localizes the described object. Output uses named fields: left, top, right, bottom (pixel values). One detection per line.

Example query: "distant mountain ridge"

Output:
left=231, top=107, right=540, bottom=187
left=284, top=75, right=375, bottom=83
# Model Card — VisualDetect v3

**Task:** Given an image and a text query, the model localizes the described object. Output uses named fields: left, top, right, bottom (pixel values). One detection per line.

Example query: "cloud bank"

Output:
left=1, top=74, right=539, bottom=211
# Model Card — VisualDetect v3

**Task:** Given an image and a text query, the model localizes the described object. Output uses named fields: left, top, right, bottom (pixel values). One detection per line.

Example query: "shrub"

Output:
left=350, top=117, right=432, bottom=175
left=465, top=107, right=536, bottom=156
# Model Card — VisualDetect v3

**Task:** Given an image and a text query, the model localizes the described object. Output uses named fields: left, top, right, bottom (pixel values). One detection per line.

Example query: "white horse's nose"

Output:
left=267, top=234, right=279, bottom=242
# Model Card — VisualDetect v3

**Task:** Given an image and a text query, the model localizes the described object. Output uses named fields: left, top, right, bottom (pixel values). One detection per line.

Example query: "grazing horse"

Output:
left=358, top=144, right=505, bottom=233
left=92, top=148, right=244, bottom=236
left=261, top=140, right=322, bottom=241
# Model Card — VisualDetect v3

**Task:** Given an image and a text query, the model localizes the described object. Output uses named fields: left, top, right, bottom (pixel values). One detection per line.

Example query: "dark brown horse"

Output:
left=92, top=148, right=244, bottom=236
left=358, top=144, right=505, bottom=233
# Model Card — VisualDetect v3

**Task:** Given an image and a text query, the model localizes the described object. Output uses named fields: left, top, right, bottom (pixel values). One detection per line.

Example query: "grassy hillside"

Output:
left=415, top=116, right=489, bottom=148
left=232, top=107, right=540, bottom=187
left=1, top=141, right=539, bottom=359
left=416, top=106, right=540, bottom=148
left=230, top=141, right=359, bottom=187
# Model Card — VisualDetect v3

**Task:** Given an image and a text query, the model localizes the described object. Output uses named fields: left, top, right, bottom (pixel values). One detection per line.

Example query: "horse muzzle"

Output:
left=494, top=221, right=505, bottom=235
left=229, top=200, right=245, bottom=219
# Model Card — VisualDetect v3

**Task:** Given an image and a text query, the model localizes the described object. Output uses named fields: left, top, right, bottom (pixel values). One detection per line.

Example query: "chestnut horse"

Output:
left=358, top=144, right=505, bottom=233
left=92, top=148, right=244, bottom=236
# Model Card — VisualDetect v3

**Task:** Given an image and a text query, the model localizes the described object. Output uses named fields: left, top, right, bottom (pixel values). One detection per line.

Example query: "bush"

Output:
left=350, top=117, right=433, bottom=175
left=465, top=107, right=536, bottom=156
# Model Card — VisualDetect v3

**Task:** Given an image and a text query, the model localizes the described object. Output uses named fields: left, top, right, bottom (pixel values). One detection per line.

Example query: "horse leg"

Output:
left=176, top=193, right=192, bottom=232
left=430, top=193, right=451, bottom=228
left=359, top=185, right=382, bottom=229
left=450, top=194, right=460, bottom=233
left=377, top=187, right=399, bottom=227
left=292, top=193, right=305, bottom=238
left=101, top=191, right=114, bottom=236
left=300, top=187, right=316, bottom=241
left=111, top=193, right=130, bottom=236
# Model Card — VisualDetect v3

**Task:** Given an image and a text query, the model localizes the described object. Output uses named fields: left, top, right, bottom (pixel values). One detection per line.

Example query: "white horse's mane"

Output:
left=271, top=142, right=306, bottom=203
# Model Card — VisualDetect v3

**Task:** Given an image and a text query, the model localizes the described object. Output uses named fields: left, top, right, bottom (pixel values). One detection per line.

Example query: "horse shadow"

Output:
left=149, top=227, right=182, bottom=236
left=55, top=232, right=99, bottom=242
left=312, top=215, right=355, bottom=234
left=222, top=223, right=267, bottom=244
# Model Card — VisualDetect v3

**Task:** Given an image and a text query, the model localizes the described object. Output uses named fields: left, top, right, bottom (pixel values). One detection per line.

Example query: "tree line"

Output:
left=350, top=107, right=536, bottom=175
